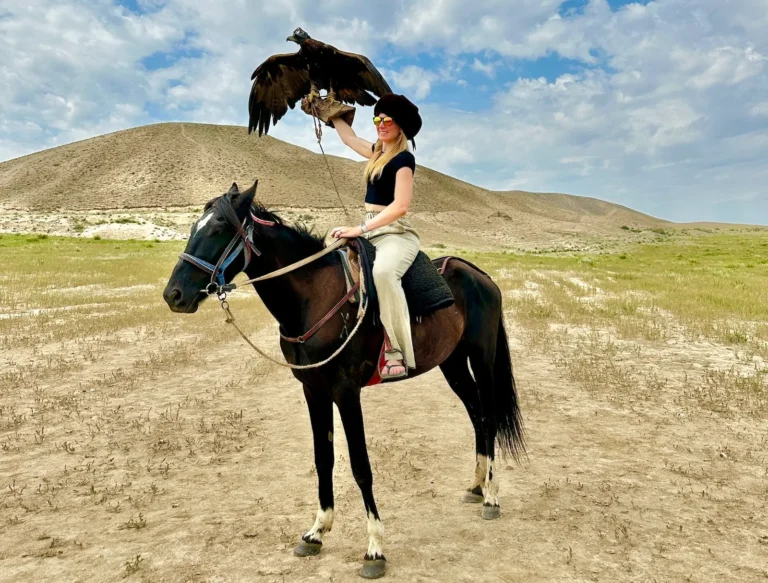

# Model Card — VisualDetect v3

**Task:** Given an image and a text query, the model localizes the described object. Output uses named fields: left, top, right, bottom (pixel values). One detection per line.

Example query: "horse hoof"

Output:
left=482, top=504, right=501, bottom=520
left=360, top=559, right=387, bottom=579
left=462, top=489, right=484, bottom=504
left=294, top=539, right=322, bottom=557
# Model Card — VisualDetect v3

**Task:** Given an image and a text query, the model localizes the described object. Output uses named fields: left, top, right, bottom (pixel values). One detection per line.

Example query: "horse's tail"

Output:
left=494, top=316, right=526, bottom=461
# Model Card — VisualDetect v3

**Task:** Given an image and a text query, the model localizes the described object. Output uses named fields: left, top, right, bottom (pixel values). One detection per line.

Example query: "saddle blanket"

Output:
left=341, top=238, right=455, bottom=318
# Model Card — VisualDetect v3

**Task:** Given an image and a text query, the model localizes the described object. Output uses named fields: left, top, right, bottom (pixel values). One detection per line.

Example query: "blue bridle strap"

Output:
left=179, top=220, right=257, bottom=291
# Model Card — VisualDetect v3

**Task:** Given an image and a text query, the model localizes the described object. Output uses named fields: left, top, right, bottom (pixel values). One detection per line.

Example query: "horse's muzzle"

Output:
left=163, top=286, right=199, bottom=313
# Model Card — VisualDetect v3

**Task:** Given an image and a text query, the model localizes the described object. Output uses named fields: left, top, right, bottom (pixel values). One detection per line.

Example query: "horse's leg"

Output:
left=294, top=385, right=335, bottom=557
left=469, top=343, right=502, bottom=520
left=336, top=388, right=386, bottom=579
left=439, top=344, right=488, bottom=503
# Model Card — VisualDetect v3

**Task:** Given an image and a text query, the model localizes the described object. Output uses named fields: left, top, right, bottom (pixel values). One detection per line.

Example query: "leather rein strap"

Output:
left=280, top=280, right=360, bottom=343
left=238, top=236, right=348, bottom=286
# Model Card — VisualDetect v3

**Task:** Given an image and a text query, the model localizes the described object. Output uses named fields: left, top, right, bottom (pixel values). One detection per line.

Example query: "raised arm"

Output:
left=332, top=118, right=374, bottom=159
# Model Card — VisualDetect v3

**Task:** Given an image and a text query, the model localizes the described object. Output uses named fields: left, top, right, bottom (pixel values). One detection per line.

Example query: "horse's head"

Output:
left=163, top=180, right=258, bottom=313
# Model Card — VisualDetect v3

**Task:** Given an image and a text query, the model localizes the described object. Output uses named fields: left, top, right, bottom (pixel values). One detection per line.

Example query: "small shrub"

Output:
left=122, top=554, right=144, bottom=578
left=722, top=329, right=749, bottom=344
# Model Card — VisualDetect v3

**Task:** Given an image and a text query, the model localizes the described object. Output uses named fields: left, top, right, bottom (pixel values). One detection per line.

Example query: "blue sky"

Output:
left=1, top=0, right=767, bottom=224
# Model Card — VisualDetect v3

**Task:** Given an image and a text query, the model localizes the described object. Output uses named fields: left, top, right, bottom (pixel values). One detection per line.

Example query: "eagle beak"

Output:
left=287, top=35, right=297, bottom=42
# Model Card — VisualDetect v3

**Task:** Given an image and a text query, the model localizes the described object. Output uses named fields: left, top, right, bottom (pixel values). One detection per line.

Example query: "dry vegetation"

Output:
left=1, top=230, right=768, bottom=582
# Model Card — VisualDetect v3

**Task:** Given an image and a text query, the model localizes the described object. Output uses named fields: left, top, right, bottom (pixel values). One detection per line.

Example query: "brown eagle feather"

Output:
left=248, top=34, right=392, bottom=136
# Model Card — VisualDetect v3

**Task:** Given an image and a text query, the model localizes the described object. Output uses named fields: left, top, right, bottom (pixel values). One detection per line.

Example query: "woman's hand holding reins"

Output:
left=330, top=225, right=363, bottom=239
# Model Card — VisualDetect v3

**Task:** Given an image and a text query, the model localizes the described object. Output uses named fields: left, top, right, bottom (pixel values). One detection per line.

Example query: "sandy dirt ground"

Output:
left=2, top=279, right=767, bottom=582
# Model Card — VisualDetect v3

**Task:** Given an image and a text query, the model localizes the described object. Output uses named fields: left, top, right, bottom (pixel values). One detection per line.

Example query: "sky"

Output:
left=1, top=0, right=767, bottom=223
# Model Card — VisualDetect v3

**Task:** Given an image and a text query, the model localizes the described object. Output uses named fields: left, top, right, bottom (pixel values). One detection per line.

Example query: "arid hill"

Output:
left=0, top=122, right=671, bottom=249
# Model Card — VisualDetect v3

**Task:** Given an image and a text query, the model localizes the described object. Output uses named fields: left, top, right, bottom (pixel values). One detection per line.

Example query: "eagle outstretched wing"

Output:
left=330, top=48, right=392, bottom=106
left=248, top=52, right=311, bottom=136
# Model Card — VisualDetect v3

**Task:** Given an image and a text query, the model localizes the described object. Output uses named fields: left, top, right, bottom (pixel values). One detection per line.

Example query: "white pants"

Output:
left=365, top=214, right=420, bottom=368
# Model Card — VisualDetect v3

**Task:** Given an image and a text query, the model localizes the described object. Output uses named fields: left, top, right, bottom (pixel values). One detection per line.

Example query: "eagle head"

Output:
left=287, top=28, right=310, bottom=44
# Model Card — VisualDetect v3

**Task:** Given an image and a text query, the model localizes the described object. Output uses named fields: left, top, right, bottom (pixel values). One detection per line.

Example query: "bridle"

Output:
left=179, top=212, right=274, bottom=296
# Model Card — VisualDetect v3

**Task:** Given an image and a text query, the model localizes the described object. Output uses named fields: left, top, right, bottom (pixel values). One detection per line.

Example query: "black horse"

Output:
left=163, top=181, right=525, bottom=579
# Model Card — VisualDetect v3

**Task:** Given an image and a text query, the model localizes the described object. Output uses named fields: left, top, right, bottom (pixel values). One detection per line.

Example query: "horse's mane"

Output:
left=208, top=193, right=331, bottom=261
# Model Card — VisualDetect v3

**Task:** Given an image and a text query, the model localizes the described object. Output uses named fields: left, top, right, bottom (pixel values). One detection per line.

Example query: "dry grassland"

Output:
left=1, top=230, right=767, bottom=582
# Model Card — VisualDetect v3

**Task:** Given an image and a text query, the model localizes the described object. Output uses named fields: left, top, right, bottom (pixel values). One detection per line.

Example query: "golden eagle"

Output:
left=248, top=28, right=392, bottom=136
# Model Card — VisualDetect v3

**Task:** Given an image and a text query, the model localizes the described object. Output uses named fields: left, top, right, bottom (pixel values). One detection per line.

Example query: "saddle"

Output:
left=339, top=238, right=455, bottom=318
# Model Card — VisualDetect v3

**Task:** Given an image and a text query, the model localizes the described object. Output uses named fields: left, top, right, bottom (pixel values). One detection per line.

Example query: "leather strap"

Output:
left=439, top=256, right=452, bottom=275
left=280, top=280, right=361, bottom=343
left=239, top=237, right=348, bottom=285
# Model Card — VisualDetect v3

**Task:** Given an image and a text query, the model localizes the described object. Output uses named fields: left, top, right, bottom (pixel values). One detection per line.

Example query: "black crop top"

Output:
left=365, top=148, right=416, bottom=206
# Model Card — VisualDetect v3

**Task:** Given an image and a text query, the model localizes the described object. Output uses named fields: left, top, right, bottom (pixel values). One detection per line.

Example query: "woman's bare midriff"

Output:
left=365, top=203, right=387, bottom=213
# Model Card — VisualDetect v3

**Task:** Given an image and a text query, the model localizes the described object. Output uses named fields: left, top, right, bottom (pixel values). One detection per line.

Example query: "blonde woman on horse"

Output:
left=306, top=93, right=423, bottom=381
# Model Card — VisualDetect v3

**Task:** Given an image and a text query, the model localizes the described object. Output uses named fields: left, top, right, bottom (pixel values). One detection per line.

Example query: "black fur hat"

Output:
left=374, top=93, right=422, bottom=148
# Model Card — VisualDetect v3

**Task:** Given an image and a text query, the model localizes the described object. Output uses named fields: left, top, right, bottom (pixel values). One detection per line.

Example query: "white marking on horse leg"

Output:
left=483, top=458, right=500, bottom=507
left=303, top=506, right=334, bottom=544
left=471, top=454, right=488, bottom=490
left=365, top=511, right=385, bottom=560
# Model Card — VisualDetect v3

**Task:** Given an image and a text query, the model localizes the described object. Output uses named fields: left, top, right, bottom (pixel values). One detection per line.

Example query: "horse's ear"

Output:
left=228, top=182, right=239, bottom=195
left=243, top=179, right=258, bottom=196
left=232, top=185, right=256, bottom=219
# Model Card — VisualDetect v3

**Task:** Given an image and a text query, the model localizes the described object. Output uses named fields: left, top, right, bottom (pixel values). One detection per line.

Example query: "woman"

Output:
left=306, top=93, right=422, bottom=381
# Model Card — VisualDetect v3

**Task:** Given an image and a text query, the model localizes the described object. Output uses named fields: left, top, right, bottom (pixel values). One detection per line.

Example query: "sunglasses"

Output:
left=373, top=116, right=394, bottom=127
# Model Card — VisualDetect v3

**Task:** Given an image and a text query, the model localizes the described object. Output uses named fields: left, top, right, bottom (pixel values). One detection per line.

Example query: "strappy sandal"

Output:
left=380, top=361, right=408, bottom=382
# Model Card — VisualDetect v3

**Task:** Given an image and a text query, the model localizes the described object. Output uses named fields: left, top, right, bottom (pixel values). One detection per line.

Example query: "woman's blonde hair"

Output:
left=364, top=130, right=410, bottom=183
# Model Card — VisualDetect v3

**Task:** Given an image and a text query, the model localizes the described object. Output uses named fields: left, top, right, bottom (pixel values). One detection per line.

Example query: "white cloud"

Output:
left=626, top=100, right=703, bottom=151
left=471, top=58, right=495, bottom=78
left=750, top=103, right=768, bottom=117
left=389, top=65, right=439, bottom=100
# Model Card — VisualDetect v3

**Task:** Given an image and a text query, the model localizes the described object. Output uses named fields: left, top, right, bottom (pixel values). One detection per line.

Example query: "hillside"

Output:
left=0, top=123, right=670, bottom=249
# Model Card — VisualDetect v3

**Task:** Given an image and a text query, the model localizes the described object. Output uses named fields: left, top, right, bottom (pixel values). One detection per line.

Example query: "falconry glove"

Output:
left=301, top=95, right=356, bottom=128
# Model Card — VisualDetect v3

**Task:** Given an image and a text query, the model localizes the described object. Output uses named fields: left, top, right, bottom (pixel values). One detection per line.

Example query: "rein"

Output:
left=179, top=210, right=367, bottom=370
